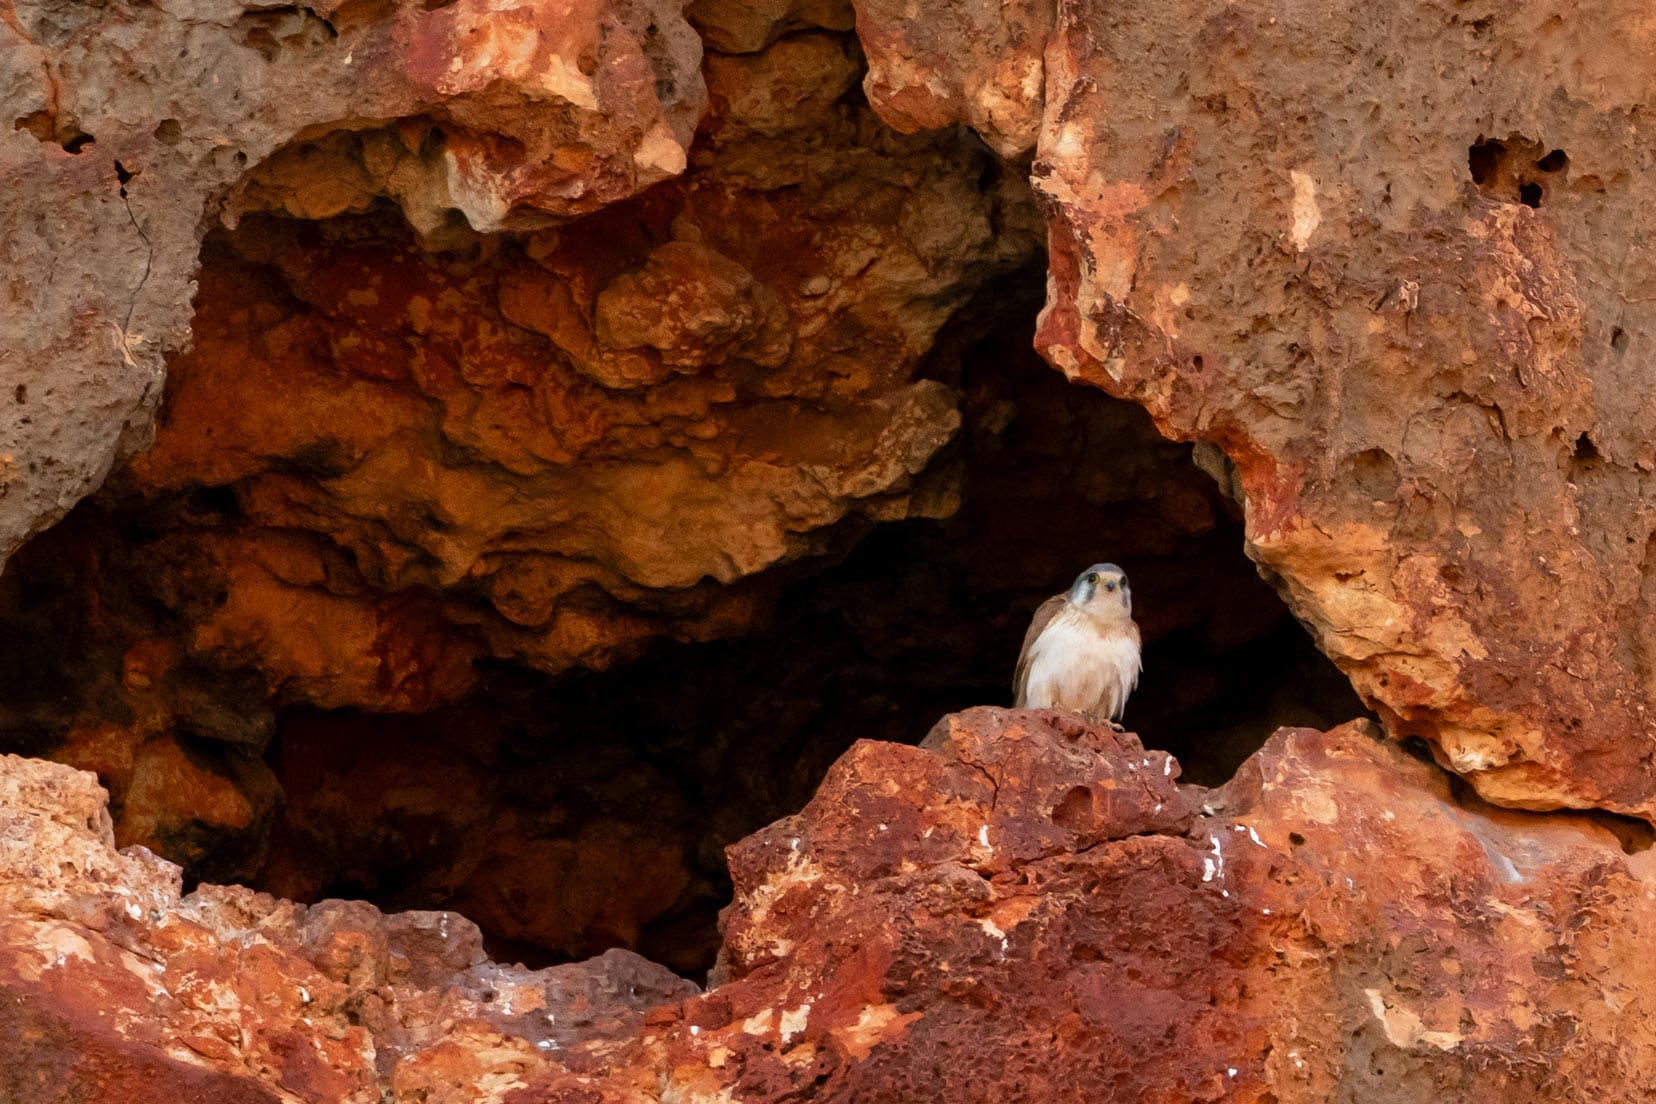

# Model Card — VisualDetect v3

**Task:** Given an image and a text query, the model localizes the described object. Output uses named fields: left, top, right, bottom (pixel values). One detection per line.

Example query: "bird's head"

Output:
left=1068, top=563, right=1131, bottom=615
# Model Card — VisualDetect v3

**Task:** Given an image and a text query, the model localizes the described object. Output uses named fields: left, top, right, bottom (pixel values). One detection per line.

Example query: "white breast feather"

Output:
left=1022, top=609, right=1141, bottom=720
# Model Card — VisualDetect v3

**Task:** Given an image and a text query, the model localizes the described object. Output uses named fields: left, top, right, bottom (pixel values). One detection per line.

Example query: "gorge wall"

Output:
left=3, top=0, right=1655, bottom=1098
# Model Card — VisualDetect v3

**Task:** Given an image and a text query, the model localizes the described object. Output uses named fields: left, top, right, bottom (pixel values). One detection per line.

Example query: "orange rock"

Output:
left=1, top=0, right=708, bottom=565
left=1031, top=0, right=1656, bottom=819
left=9, top=710, right=1656, bottom=1100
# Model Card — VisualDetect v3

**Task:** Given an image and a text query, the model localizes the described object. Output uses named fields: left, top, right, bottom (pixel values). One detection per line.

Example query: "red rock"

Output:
left=1029, top=0, right=1656, bottom=819
left=6, top=0, right=1653, bottom=1097
left=0, top=753, right=695, bottom=1103
left=0, top=11, right=1041, bottom=898
left=583, top=710, right=1656, bottom=1101
left=852, top=0, right=1052, bottom=156
left=27, top=37, right=1037, bottom=716
left=0, top=0, right=704, bottom=564
left=7, top=709, right=1656, bottom=1100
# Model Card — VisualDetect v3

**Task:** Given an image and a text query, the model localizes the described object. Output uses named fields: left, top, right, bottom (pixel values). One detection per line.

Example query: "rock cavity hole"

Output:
left=1468, top=134, right=1567, bottom=209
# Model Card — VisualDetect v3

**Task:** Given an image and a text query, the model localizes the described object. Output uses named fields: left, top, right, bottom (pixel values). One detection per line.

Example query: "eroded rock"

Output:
left=9, top=712, right=1654, bottom=1101
left=0, top=12, right=1040, bottom=865
left=852, top=0, right=1053, bottom=157
left=0, top=753, right=695, bottom=1103
left=687, top=0, right=854, bottom=54
left=68, top=38, right=1034, bottom=700
left=2, top=293, right=1357, bottom=970
left=1030, top=0, right=1656, bottom=819
left=0, top=0, right=705, bottom=565
left=521, top=710, right=1656, bottom=1101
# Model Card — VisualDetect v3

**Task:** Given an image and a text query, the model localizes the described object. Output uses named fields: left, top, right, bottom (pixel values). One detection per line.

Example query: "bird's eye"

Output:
left=1086, top=573, right=1099, bottom=585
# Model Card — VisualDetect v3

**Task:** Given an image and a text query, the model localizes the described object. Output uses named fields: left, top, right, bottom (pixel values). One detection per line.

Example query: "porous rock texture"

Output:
left=7, top=0, right=1656, bottom=1098
left=851, top=0, right=1052, bottom=158
left=1, top=0, right=1038, bottom=729
left=7, top=711, right=1656, bottom=1102
left=1, top=0, right=706, bottom=563
left=7, top=0, right=1654, bottom=841
left=0, top=302, right=1350, bottom=958
left=1028, top=0, right=1656, bottom=818
left=0, top=752, right=697, bottom=1103
left=0, top=0, right=1038, bottom=914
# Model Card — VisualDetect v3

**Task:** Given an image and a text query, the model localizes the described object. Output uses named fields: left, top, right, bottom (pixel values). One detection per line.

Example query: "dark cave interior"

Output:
left=0, top=269, right=1366, bottom=981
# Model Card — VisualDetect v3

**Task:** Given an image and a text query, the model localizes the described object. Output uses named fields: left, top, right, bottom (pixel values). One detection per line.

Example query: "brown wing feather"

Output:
left=1012, top=594, right=1068, bottom=707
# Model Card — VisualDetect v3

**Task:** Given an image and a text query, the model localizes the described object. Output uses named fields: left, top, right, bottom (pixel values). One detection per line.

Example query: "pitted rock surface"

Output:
left=0, top=9, right=1041, bottom=894
left=851, top=0, right=1053, bottom=158
left=0, top=753, right=694, bottom=1104
left=1027, top=0, right=1656, bottom=818
left=9, top=711, right=1653, bottom=1102
left=0, top=0, right=705, bottom=564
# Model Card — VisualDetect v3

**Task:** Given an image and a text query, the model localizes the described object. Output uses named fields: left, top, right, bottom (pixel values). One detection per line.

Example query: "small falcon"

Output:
left=1013, top=563, right=1142, bottom=728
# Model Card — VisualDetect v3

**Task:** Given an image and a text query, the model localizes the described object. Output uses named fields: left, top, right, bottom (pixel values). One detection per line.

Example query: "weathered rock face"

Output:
left=0, top=752, right=696, bottom=1103
left=0, top=0, right=706, bottom=565
left=0, top=299, right=1363, bottom=974
left=851, top=0, right=1052, bottom=158
left=6, top=20, right=1034, bottom=717
left=1028, top=0, right=1656, bottom=819
left=7, top=0, right=1656, bottom=1096
left=6, top=712, right=1653, bottom=1102
left=6, top=0, right=1035, bottom=693
left=236, top=331, right=1360, bottom=977
left=612, top=709, right=1656, bottom=1102
left=9, top=0, right=1656, bottom=838
left=0, top=2, right=1043, bottom=947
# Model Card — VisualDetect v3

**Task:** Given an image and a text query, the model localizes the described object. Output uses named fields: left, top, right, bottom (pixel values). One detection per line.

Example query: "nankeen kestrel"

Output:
left=1013, top=563, right=1142, bottom=728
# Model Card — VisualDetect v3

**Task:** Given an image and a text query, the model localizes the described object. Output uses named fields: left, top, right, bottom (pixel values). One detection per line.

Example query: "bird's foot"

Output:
left=1076, top=710, right=1126, bottom=732
left=1106, top=719, right=1126, bottom=732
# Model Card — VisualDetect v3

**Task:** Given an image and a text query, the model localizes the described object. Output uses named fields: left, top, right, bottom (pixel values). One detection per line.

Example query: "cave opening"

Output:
left=0, top=251, right=1365, bottom=980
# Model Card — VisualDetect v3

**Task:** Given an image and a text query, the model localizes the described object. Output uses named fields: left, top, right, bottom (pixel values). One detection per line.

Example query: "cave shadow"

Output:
left=249, top=287, right=1369, bottom=978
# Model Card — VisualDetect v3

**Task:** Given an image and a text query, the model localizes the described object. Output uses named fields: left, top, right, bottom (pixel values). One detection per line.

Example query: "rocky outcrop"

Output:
left=6, top=711, right=1652, bottom=1101
left=1, top=1, right=1038, bottom=723
left=11, top=0, right=1653, bottom=834
left=6, top=0, right=1656, bottom=1095
left=621, top=708, right=1656, bottom=1102
left=0, top=752, right=695, bottom=1103
left=0, top=306, right=1359, bottom=973
left=0, top=0, right=1041, bottom=918
left=0, top=0, right=706, bottom=565
left=1028, top=0, right=1656, bottom=819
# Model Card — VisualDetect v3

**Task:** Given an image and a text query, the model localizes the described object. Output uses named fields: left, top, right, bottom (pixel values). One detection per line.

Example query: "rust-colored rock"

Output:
left=8, top=711, right=1656, bottom=1101
left=602, top=709, right=1656, bottom=1102
left=0, top=6, right=1040, bottom=894
left=45, top=32, right=1036, bottom=711
left=0, top=752, right=695, bottom=1104
left=1030, top=0, right=1656, bottom=819
left=9, top=0, right=1656, bottom=1097
left=852, top=0, right=1052, bottom=157
left=3, top=218, right=1341, bottom=968
left=0, top=0, right=704, bottom=564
